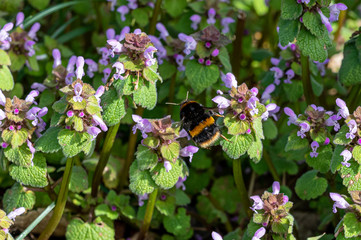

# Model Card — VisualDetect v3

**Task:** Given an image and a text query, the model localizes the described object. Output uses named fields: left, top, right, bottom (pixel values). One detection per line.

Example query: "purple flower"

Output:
left=144, top=46, right=157, bottom=67
left=207, top=8, right=216, bottom=25
left=211, top=48, right=219, bottom=57
left=330, top=192, right=350, bottom=213
left=24, top=40, right=36, bottom=56
left=52, top=49, right=62, bottom=69
left=85, top=59, right=98, bottom=78
left=0, top=108, right=5, bottom=121
left=127, top=0, right=138, bottom=10
left=108, top=0, right=116, bottom=11
left=112, top=62, right=125, bottom=80
left=118, top=26, right=130, bottom=41
left=252, top=227, right=266, bottom=240
left=164, top=161, right=172, bottom=172
left=149, top=35, right=167, bottom=64
left=67, top=55, right=77, bottom=73
left=314, top=59, right=329, bottom=76
left=297, top=0, right=310, bottom=4
left=28, top=22, right=40, bottom=40
left=7, top=207, right=25, bottom=220
left=102, top=68, right=111, bottom=83
left=176, top=176, right=187, bottom=190
left=190, top=15, right=201, bottom=30
left=178, top=33, right=197, bottom=55
left=175, top=54, right=185, bottom=72
left=16, top=12, right=24, bottom=27
left=117, top=6, right=129, bottom=22
left=284, top=107, right=298, bottom=126
left=261, top=84, right=275, bottom=103
left=340, top=149, right=352, bottom=167
left=212, top=231, right=223, bottom=240
left=95, top=86, right=105, bottom=103
left=156, top=23, right=169, bottom=40
left=212, top=96, right=230, bottom=114
left=1, top=142, right=9, bottom=148
left=221, top=72, right=237, bottom=89
left=26, top=107, right=48, bottom=126
left=324, top=137, right=330, bottom=145
left=284, top=69, right=294, bottom=84
left=134, top=29, right=142, bottom=35
left=132, top=115, right=153, bottom=138
left=262, top=103, right=277, bottom=120
left=107, top=39, right=124, bottom=57
left=270, top=67, right=283, bottom=85
left=272, top=181, right=280, bottom=194
left=325, top=114, right=341, bottom=131
left=0, top=23, right=13, bottom=42
left=329, top=3, right=348, bottom=22
left=205, top=60, right=211, bottom=66
left=250, top=195, right=264, bottom=213
left=310, top=141, right=319, bottom=158
left=75, top=56, right=85, bottom=80
left=247, top=96, right=259, bottom=116
left=106, top=28, right=115, bottom=40
left=87, top=126, right=101, bottom=138
left=92, top=115, right=108, bottom=132
left=180, top=145, right=199, bottom=162
left=27, top=139, right=35, bottom=164
left=297, top=122, right=310, bottom=138
left=138, top=194, right=148, bottom=206
left=221, top=17, right=235, bottom=34
left=317, top=9, right=332, bottom=32
left=336, top=98, right=349, bottom=119
left=271, top=57, right=280, bottom=66
left=346, top=120, right=357, bottom=140
left=25, top=90, right=39, bottom=104
left=73, top=83, right=83, bottom=102
left=31, top=83, right=47, bottom=92
left=67, top=110, right=74, bottom=117
left=198, top=58, right=204, bottom=64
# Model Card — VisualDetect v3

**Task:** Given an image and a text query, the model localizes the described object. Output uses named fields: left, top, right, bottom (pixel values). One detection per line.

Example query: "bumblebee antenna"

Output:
left=166, top=91, right=190, bottom=105
left=185, top=91, right=189, bottom=102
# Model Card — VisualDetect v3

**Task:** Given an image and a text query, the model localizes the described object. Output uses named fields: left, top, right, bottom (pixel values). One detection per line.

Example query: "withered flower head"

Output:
left=124, top=33, right=151, bottom=51
left=192, top=25, right=231, bottom=47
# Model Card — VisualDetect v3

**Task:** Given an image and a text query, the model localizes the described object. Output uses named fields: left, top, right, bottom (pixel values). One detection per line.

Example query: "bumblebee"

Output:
left=180, top=100, right=226, bottom=148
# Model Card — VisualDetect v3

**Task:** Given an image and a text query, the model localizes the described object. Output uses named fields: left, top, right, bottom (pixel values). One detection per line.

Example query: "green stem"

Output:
left=38, top=157, right=75, bottom=240
left=334, top=9, right=347, bottom=42
left=91, top=123, right=120, bottom=198
left=16, top=202, right=56, bottom=240
left=233, top=158, right=252, bottom=218
left=347, top=84, right=361, bottom=113
left=207, top=195, right=233, bottom=232
left=137, top=189, right=158, bottom=240
left=231, top=13, right=246, bottom=79
left=167, top=73, right=177, bottom=115
left=300, top=53, right=315, bottom=106
left=263, top=150, right=280, bottom=182
left=118, top=107, right=144, bottom=192
left=148, top=0, right=162, bottom=35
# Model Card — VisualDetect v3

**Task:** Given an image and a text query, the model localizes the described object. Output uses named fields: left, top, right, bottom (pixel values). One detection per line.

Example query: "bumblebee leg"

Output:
left=220, top=134, right=230, bottom=142
left=213, top=114, right=224, bottom=118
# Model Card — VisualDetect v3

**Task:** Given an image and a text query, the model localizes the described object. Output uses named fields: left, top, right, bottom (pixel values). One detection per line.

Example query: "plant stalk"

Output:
left=148, top=0, right=162, bottom=35
left=233, top=158, right=252, bottom=218
left=167, top=73, right=177, bottom=115
left=91, top=123, right=120, bottom=198
left=300, top=53, right=315, bottom=106
left=263, top=150, right=280, bottom=182
left=38, top=157, right=75, bottom=240
left=231, top=12, right=246, bottom=79
left=137, top=189, right=158, bottom=240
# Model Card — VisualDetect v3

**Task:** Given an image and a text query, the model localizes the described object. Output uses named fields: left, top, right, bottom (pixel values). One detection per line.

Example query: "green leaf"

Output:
left=210, top=176, right=239, bottom=214
left=263, top=119, right=278, bottom=140
left=133, top=81, right=157, bottom=110
left=0, top=65, right=14, bottom=91
left=295, top=170, right=327, bottom=200
left=224, top=114, right=246, bottom=135
left=156, top=196, right=176, bottom=216
left=143, top=62, right=162, bottom=83
left=221, top=134, right=254, bottom=159
left=27, top=55, right=39, bottom=71
left=8, top=51, right=26, bottom=71
left=339, top=39, right=361, bottom=86
left=9, top=153, right=48, bottom=188
left=142, top=137, right=160, bottom=149
left=135, top=145, right=158, bottom=171
left=151, top=160, right=183, bottom=189
left=57, top=129, right=92, bottom=157
left=101, top=88, right=126, bottom=126
left=252, top=117, right=264, bottom=140
left=160, top=142, right=180, bottom=161
left=278, top=18, right=300, bottom=46
left=39, top=89, right=56, bottom=108
left=163, top=208, right=191, bottom=236
left=196, top=195, right=227, bottom=224
left=333, top=124, right=352, bottom=145
left=66, top=217, right=115, bottom=240
left=224, top=228, right=242, bottom=240
left=281, top=0, right=303, bottom=20
left=343, top=212, right=361, bottom=238
left=3, top=128, right=28, bottom=148
left=272, top=217, right=290, bottom=234
left=305, top=145, right=332, bottom=173
left=3, top=183, right=36, bottom=213
left=247, top=137, right=263, bottom=163
left=302, top=11, right=327, bottom=37
left=164, top=0, right=187, bottom=17
left=331, top=145, right=344, bottom=173
left=285, top=131, right=308, bottom=152
left=52, top=96, right=68, bottom=113
left=283, top=80, right=303, bottom=102
left=159, top=61, right=176, bottom=80
left=219, top=47, right=232, bottom=72
left=35, top=127, right=62, bottom=153
left=352, top=145, right=361, bottom=164
left=175, top=189, right=191, bottom=206
left=0, top=49, right=11, bottom=65
left=131, top=8, right=149, bottom=27
left=129, top=161, right=157, bottom=195
left=311, top=75, right=324, bottom=97
left=4, top=144, right=33, bottom=167
left=69, top=166, right=88, bottom=193
left=185, top=60, right=220, bottom=94
left=94, top=204, right=119, bottom=220
left=297, top=27, right=329, bottom=62
left=339, top=160, right=361, bottom=191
